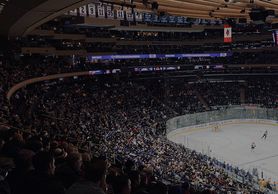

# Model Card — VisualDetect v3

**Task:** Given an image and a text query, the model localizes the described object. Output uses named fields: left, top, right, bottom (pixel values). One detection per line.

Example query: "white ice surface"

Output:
left=169, top=122, right=278, bottom=182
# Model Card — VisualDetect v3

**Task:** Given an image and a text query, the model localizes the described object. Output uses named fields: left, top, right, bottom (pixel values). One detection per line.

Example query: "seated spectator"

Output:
left=128, top=170, right=141, bottom=193
left=0, top=157, right=14, bottom=194
left=112, top=175, right=132, bottom=194
left=7, top=149, right=34, bottom=194
left=66, top=159, right=107, bottom=194
left=56, top=152, right=82, bottom=189
left=23, top=151, right=65, bottom=194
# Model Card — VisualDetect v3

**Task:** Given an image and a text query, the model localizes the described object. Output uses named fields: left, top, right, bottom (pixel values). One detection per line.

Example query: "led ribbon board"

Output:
left=88, top=52, right=232, bottom=61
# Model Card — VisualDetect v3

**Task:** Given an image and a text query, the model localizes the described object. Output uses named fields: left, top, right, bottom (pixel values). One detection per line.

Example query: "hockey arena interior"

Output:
left=2, top=0, right=278, bottom=194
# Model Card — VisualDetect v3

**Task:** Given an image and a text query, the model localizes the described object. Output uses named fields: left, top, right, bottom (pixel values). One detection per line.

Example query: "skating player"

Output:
left=261, top=130, right=268, bottom=140
left=251, top=142, right=256, bottom=151
left=212, top=125, right=219, bottom=132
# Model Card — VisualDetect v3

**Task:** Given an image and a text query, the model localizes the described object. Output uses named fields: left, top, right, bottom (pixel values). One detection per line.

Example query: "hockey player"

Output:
left=251, top=142, right=256, bottom=151
left=261, top=130, right=268, bottom=140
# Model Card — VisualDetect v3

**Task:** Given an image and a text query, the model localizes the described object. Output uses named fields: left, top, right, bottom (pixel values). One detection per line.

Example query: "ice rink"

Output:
left=168, top=121, right=278, bottom=182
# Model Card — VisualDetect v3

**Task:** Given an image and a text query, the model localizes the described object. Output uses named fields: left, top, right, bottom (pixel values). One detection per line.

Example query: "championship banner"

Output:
left=153, top=14, right=160, bottom=23
left=135, top=11, right=142, bottom=21
left=69, top=9, right=78, bottom=16
left=183, top=17, right=189, bottom=24
left=143, top=12, right=152, bottom=22
left=160, top=15, right=168, bottom=23
left=195, top=18, right=201, bottom=25
left=106, top=5, right=114, bottom=19
left=88, top=3, right=96, bottom=17
left=210, top=19, right=216, bottom=25
left=116, top=9, right=125, bottom=20
left=126, top=10, right=134, bottom=21
left=200, top=19, right=208, bottom=25
left=97, top=4, right=105, bottom=18
left=176, top=16, right=184, bottom=24
left=224, top=25, right=232, bottom=43
left=79, top=5, right=87, bottom=17
left=168, top=16, right=176, bottom=24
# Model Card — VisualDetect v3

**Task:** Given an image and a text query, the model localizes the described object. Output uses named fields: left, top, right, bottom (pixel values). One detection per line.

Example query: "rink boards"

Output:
left=167, top=119, right=278, bottom=140
left=167, top=119, right=278, bottom=187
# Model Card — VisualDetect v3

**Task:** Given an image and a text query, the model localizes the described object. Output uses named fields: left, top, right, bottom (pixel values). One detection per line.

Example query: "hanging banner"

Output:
left=135, top=11, right=142, bottom=22
left=79, top=5, right=87, bottom=17
left=194, top=18, right=201, bottom=25
left=97, top=4, right=105, bottom=18
left=153, top=14, right=160, bottom=23
left=200, top=19, right=209, bottom=25
left=210, top=19, right=216, bottom=25
left=69, top=9, right=78, bottom=16
left=116, top=9, right=125, bottom=20
left=160, top=15, right=168, bottom=23
left=143, top=13, right=152, bottom=22
left=88, top=3, right=96, bottom=17
left=106, top=5, right=114, bottom=19
left=176, top=16, right=184, bottom=24
left=126, top=10, right=134, bottom=21
left=168, top=15, right=176, bottom=24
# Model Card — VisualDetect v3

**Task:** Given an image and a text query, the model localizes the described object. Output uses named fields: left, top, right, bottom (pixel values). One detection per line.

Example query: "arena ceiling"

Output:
left=1, top=0, right=278, bottom=37
left=142, top=0, right=278, bottom=18
left=0, top=0, right=94, bottom=36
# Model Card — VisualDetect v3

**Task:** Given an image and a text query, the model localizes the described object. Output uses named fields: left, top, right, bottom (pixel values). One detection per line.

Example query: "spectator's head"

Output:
left=53, top=148, right=67, bottom=161
left=182, top=181, right=190, bottom=192
left=14, top=149, right=34, bottom=171
left=149, top=182, right=168, bottom=194
left=67, top=152, right=82, bottom=172
left=128, top=170, right=141, bottom=190
left=84, top=159, right=108, bottom=191
left=32, top=151, right=55, bottom=175
left=112, top=175, right=131, bottom=194
left=125, top=159, right=134, bottom=172
left=0, top=156, right=14, bottom=176
left=0, top=138, right=4, bottom=152
left=81, top=152, right=91, bottom=162
left=25, top=138, right=43, bottom=153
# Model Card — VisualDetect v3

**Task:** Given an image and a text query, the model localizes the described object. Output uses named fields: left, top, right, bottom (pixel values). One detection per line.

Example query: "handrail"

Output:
left=6, top=71, right=90, bottom=100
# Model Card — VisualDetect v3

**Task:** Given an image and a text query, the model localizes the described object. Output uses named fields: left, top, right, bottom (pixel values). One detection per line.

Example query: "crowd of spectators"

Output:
left=2, top=38, right=278, bottom=194
left=2, top=11, right=278, bottom=193
left=2, top=70, right=278, bottom=194
left=2, top=50, right=278, bottom=92
left=245, top=79, right=278, bottom=108
left=193, top=81, right=241, bottom=107
left=1, top=78, right=265, bottom=194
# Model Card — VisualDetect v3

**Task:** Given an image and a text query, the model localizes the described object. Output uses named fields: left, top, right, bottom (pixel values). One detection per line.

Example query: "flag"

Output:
left=224, top=25, right=232, bottom=43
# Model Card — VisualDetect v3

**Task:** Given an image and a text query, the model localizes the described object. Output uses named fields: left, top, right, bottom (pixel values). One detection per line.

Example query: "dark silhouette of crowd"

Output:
left=2, top=71, right=278, bottom=194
